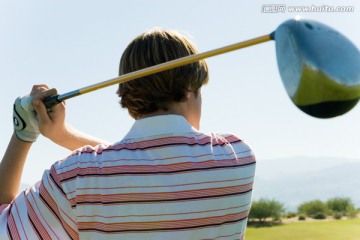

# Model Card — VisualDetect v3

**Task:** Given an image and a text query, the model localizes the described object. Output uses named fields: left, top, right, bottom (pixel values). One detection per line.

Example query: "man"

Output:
left=0, top=29, right=256, bottom=239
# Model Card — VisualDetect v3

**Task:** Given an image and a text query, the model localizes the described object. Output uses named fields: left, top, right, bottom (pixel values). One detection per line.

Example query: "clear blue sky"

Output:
left=1, top=0, right=359, bottom=184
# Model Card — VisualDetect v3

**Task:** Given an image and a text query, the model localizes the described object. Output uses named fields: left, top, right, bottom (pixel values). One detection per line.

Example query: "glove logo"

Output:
left=14, top=117, right=19, bottom=126
left=13, top=104, right=26, bottom=131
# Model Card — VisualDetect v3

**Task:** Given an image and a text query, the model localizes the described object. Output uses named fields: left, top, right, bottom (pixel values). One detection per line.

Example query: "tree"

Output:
left=327, top=197, right=358, bottom=218
left=249, top=198, right=285, bottom=224
left=298, top=200, right=328, bottom=219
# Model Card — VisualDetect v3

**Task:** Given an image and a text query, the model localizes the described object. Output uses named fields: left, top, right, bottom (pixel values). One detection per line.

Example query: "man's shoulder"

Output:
left=209, top=132, right=243, bottom=144
left=209, top=132, right=255, bottom=157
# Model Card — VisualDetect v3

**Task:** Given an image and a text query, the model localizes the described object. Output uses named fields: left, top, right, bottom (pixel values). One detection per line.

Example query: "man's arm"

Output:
left=0, top=134, right=32, bottom=204
left=0, top=85, right=110, bottom=204
left=32, top=85, right=111, bottom=150
left=46, top=123, right=111, bottom=150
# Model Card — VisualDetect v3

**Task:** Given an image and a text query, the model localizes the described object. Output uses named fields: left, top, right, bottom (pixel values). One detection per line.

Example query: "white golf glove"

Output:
left=13, top=96, right=40, bottom=142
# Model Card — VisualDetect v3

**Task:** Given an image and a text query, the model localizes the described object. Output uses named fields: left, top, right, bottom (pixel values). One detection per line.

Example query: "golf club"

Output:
left=21, top=17, right=360, bottom=118
left=274, top=18, right=360, bottom=118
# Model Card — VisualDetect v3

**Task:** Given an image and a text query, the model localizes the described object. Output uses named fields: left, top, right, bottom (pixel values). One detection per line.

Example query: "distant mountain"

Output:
left=252, top=156, right=360, bottom=211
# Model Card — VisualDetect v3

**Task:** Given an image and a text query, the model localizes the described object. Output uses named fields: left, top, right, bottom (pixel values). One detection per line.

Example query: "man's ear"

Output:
left=185, top=91, right=192, bottom=100
left=185, top=91, right=197, bottom=101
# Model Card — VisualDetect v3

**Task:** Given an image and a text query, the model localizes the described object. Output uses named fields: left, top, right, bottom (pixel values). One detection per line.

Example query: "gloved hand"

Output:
left=13, top=96, right=40, bottom=142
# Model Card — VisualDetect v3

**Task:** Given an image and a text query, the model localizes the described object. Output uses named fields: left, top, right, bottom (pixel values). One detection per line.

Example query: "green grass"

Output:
left=246, top=218, right=360, bottom=240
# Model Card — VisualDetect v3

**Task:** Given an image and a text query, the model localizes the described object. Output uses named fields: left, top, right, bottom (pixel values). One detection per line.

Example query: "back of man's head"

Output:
left=117, top=29, right=209, bottom=119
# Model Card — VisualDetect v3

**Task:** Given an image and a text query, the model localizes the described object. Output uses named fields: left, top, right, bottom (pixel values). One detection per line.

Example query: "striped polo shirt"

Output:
left=0, top=115, right=256, bottom=240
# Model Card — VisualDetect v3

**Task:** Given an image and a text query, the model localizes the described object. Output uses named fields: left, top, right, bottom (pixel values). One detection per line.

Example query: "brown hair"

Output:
left=117, top=28, right=209, bottom=119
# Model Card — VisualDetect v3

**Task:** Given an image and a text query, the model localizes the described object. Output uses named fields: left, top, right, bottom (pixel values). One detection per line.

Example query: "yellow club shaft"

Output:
left=46, top=34, right=272, bottom=108
left=79, top=34, right=272, bottom=94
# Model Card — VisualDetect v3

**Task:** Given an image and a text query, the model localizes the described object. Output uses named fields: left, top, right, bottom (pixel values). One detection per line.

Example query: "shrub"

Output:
left=333, top=212, right=342, bottom=220
left=286, top=212, right=297, bottom=218
left=327, top=197, right=356, bottom=217
left=313, top=212, right=327, bottom=219
left=346, top=205, right=358, bottom=218
left=298, top=200, right=328, bottom=218
left=298, top=214, right=306, bottom=221
left=249, top=198, right=285, bottom=224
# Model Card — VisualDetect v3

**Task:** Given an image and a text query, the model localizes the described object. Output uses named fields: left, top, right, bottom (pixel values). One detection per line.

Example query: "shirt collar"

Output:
left=123, top=114, right=197, bottom=139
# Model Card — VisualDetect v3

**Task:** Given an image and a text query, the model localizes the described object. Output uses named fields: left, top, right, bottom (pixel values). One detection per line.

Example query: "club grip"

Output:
left=44, top=95, right=62, bottom=108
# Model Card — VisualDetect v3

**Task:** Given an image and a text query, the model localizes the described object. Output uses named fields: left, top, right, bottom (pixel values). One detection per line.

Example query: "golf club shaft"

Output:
left=44, top=34, right=272, bottom=108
